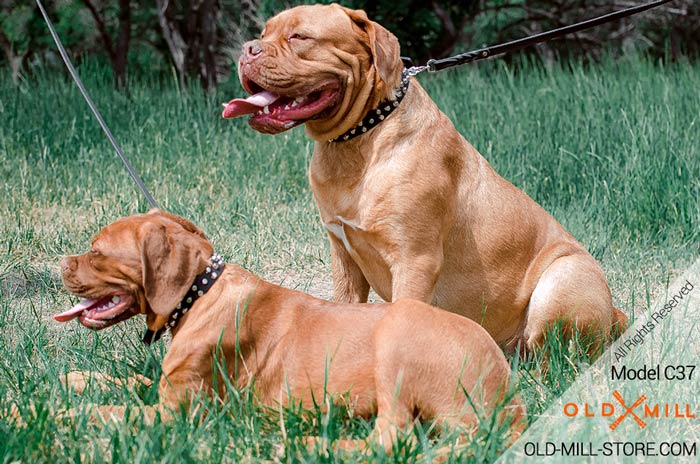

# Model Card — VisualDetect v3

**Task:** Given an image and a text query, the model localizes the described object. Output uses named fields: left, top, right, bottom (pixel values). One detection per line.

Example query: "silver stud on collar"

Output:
left=153, top=252, right=226, bottom=342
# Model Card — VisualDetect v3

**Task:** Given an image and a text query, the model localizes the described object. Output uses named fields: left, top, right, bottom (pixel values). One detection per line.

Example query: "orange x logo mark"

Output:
left=609, top=390, right=647, bottom=430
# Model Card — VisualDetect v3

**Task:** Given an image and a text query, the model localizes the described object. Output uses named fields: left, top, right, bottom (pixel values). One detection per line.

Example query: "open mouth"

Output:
left=54, top=293, right=136, bottom=330
left=222, top=80, right=340, bottom=134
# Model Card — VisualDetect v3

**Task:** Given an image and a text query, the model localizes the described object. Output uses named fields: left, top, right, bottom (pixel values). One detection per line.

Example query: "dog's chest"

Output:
left=310, top=146, right=408, bottom=296
left=324, top=216, right=362, bottom=254
left=311, top=178, right=381, bottom=259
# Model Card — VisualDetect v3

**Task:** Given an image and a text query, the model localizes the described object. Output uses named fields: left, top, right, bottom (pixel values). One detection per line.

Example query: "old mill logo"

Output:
left=563, top=390, right=695, bottom=430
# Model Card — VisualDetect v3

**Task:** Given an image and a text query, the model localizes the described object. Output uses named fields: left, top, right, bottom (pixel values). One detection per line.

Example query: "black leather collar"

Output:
left=329, top=68, right=410, bottom=143
left=142, top=253, right=225, bottom=345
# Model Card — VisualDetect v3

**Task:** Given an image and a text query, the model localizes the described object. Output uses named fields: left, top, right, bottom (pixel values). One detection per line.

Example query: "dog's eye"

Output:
left=88, top=250, right=100, bottom=265
left=288, top=33, right=307, bottom=42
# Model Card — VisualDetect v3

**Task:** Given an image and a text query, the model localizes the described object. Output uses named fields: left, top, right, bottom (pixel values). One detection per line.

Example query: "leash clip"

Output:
left=407, top=65, right=429, bottom=76
left=406, top=59, right=437, bottom=76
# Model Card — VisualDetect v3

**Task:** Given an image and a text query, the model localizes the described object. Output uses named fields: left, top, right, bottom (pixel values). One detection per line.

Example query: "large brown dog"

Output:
left=223, top=4, right=626, bottom=351
left=56, top=210, right=524, bottom=451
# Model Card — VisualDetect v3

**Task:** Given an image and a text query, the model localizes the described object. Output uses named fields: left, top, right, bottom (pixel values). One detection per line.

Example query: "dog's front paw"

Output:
left=61, top=371, right=153, bottom=394
left=57, top=404, right=127, bottom=424
left=61, top=371, right=95, bottom=394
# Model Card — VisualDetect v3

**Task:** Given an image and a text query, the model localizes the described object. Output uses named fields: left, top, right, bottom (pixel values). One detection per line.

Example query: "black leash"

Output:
left=339, top=0, right=673, bottom=141
left=35, top=0, right=159, bottom=209
left=407, top=0, right=673, bottom=75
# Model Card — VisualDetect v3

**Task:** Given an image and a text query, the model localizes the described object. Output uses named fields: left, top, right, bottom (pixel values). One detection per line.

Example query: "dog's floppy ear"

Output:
left=342, top=7, right=401, bottom=87
left=140, top=216, right=213, bottom=319
left=147, top=208, right=208, bottom=239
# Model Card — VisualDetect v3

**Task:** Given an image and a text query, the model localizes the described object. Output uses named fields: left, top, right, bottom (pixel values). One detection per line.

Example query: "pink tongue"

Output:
left=54, top=298, right=98, bottom=323
left=222, top=91, right=280, bottom=119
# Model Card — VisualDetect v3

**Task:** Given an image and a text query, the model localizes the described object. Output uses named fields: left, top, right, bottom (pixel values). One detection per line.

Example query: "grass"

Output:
left=1, top=54, right=699, bottom=462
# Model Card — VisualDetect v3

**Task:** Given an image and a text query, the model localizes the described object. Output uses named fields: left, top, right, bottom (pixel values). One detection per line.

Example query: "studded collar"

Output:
left=142, top=253, right=226, bottom=345
left=329, top=68, right=410, bottom=143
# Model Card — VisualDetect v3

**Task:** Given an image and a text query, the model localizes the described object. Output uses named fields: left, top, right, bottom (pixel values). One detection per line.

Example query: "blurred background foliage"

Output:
left=1, top=0, right=699, bottom=90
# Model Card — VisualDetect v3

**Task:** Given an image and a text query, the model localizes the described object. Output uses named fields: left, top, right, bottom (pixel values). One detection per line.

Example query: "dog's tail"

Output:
left=611, top=307, right=628, bottom=339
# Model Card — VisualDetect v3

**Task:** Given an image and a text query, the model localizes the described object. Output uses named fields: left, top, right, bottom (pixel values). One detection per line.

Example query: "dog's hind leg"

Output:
left=371, top=364, right=416, bottom=454
left=303, top=411, right=412, bottom=455
left=524, top=253, right=622, bottom=356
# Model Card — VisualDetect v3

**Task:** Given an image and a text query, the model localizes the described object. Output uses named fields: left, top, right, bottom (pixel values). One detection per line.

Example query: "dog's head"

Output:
left=56, top=210, right=213, bottom=331
left=222, top=3, right=402, bottom=141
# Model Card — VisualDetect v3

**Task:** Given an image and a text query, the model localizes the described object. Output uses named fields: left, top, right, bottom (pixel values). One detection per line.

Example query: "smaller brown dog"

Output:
left=56, top=210, right=524, bottom=451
